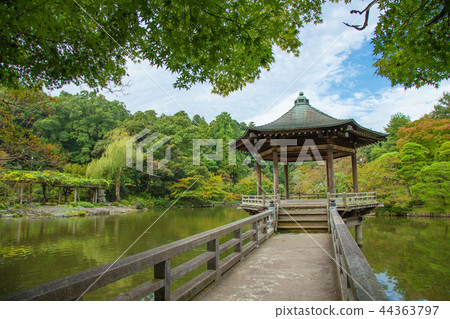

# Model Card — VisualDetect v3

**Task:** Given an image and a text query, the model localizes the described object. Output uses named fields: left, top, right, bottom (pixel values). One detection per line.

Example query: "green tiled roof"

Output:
left=253, top=92, right=351, bottom=131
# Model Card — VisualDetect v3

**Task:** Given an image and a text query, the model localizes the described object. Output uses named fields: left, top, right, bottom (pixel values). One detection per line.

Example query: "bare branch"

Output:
left=344, top=0, right=379, bottom=31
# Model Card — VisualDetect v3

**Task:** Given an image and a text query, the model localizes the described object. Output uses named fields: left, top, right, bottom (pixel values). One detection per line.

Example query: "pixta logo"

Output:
left=126, top=129, right=171, bottom=175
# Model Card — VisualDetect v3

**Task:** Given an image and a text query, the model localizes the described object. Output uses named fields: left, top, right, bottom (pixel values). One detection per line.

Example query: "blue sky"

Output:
left=50, top=2, right=450, bottom=132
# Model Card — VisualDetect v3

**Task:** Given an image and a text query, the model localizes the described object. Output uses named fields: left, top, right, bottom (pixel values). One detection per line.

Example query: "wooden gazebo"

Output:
left=234, top=92, right=387, bottom=197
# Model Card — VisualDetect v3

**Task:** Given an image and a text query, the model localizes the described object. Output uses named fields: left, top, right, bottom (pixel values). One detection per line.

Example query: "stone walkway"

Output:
left=195, top=233, right=340, bottom=301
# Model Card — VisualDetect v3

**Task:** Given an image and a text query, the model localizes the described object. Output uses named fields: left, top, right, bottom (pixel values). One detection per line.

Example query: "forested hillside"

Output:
left=1, top=87, right=448, bottom=213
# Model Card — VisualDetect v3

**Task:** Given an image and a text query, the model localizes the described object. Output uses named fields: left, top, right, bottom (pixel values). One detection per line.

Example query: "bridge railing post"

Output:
left=262, top=192, right=266, bottom=207
left=207, top=238, right=220, bottom=281
left=251, top=221, right=259, bottom=247
left=342, top=188, right=347, bottom=208
left=154, top=259, right=171, bottom=301
left=262, top=216, right=268, bottom=241
left=234, top=228, right=243, bottom=261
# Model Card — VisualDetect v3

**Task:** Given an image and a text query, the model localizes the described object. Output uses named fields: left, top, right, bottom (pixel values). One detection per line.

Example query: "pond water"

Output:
left=360, top=216, right=449, bottom=301
left=0, top=207, right=248, bottom=300
left=0, top=209, right=448, bottom=300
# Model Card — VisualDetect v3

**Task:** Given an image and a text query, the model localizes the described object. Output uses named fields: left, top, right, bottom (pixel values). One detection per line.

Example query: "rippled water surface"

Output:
left=361, top=216, right=449, bottom=301
left=0, top=207, right=248, bottom=300
left=1, top=210, right=448, bottom=300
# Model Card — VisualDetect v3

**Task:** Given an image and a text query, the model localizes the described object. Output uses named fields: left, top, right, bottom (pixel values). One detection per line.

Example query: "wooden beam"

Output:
left=351, top=153, right=359, bottom=193
left=284, top=164, right=289, bottom=200
left=256, top=161, right=262, bottom=196
left=154, top=260, right=171, bottom=301
left=19, top=182, right=23, bottom=205
left=42, top=183, right=47, bottom=204
left=327, top=148, right=335, bottom=193
left=272, top=148, right=279, bottom=196
left=355, top=224, right=363, bottom=247
left=331, top=144, right=356, bottom=154
left=259, top=144, right=331, bottom=158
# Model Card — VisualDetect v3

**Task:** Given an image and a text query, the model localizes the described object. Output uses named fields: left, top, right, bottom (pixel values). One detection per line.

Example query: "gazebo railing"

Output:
left=242, top=192, right=378, bottom=209
left=282, top=193, right=328, bottom=200
left=329, top=192, right=378, bottom=208
left=241, top=194, right=277, bottom=207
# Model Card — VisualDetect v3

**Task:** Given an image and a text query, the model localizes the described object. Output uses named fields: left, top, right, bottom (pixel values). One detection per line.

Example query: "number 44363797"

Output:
left=379, top=306, right=439, bottom=316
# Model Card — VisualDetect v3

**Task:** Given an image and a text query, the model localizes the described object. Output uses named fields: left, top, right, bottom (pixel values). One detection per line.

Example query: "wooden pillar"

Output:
left=256, top=161, right=262, bottom=196
left=355, top=223, right=363, bottom=248
left=58, top=187, right=62, bottom=204
left=284, top=164, right=289, bottom=199
left=272, top=148, right=279, bottom=196
left=351, top=153, right=359, bottom=193
left=19, top=182, right=23, bottom=205
left=94, top=188, right=98, bottom=203
left=234, top=229, right=243, bottom=261
left=42, top=183, right=47, bottom=204
left=154, top=260, right=171, bottom=301
left=207, top=238, right=220, bottom=281
left=327, top=148, right=335, bottom=193
left=74, top=188, right=77, bottom=203
left=29, top=183, right=33, bottom=203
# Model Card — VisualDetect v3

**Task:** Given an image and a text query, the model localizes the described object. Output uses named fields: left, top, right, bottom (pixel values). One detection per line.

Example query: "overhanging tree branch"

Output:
left=344, top=0, right=379, bottom=31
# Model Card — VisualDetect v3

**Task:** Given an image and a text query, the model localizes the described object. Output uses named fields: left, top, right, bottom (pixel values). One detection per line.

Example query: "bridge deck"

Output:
left=195, top=233, right=340, bottom=301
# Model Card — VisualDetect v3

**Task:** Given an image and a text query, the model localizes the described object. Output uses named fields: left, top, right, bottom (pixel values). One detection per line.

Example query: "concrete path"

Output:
left=195, top=233, right=340, bottom=301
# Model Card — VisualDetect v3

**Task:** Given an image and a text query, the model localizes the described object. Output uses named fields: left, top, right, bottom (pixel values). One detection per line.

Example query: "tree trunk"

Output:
left=115, top=169, right=122, bottom=202
left=42, top=183, right=47, bottom=204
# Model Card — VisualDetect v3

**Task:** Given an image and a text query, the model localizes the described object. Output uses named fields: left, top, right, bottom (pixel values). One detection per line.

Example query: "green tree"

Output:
left=233, top=173, right=273, bottom=196
left=411, top=162, right=450, bottom=213
left=397, top=118, right=450, bottom=159
left=370, top=0, right=450, bottom=88
left=369, top=145, right=388, bottom=161
left=1, top=0, right=331, bottom=96
left=359, top=152, right=410, bottom=209
left=86, top=129, right=129, bottom=201
left=209, top=112, right=248, bottom=182
left=0, top=87, right=64, bottom=168
left=437, top=141, right=450, bottom=162
left=384, top=113, right=411, bottom=152
left=428, top=92, right=450, bottom=119
left=34, top=91, right=130, bottom=163
left=398, top=143, right=430, bottom=197
left=170, top=174, right=227, bottom=205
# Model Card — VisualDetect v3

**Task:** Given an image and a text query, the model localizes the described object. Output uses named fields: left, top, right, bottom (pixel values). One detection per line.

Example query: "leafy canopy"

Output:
left=0, top=87, right=65, bottom=168
left=1, top=0, right=335, bottom=96
left=34, top=91, right=130, bottom=164
left=372, top=0, right=450, bottom=88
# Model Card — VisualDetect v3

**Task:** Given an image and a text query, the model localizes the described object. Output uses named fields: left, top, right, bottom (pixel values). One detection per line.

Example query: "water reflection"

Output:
left=0, top=207, right=248, bottom=300
left=362, top=216, right=450, bottom=301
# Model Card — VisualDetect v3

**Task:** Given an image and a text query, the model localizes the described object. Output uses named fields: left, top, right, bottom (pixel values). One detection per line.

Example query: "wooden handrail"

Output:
left=329, top=203, right=388, bottom=301
left=2, top=209, right=276, bottom=301
left=242, top=192, right=378, bottom=209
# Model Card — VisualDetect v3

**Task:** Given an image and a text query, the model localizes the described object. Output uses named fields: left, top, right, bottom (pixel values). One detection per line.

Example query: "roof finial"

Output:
left=295, top=91, right=309, bottom=105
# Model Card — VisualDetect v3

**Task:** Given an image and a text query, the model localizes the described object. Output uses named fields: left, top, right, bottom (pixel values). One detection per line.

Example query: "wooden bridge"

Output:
left=242, top=192, right=378, bottom=245
left=2, top=197, right=387, bottom=301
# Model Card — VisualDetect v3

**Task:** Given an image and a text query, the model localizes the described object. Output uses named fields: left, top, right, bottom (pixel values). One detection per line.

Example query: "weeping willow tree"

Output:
left=86, top=129, right=129, bottom=201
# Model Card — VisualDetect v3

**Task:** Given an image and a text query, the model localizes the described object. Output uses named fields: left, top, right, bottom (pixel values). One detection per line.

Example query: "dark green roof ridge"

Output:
left=251, top=92, right=387, bottom=137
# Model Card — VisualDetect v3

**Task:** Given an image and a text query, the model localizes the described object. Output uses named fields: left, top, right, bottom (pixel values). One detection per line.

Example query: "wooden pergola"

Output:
left=234, top=92, right=387, bottom=197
